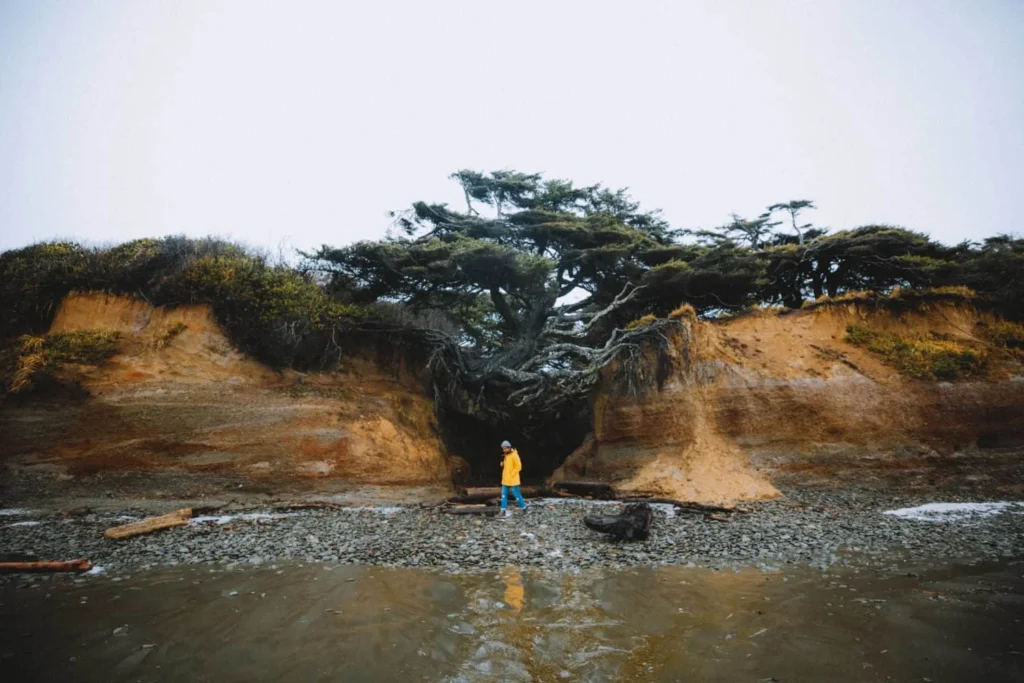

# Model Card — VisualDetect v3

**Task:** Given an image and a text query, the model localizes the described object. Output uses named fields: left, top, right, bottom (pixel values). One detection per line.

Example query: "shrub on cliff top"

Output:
left=624, top=314, right=658, bottom=330
left=983, top=321, right=1024, bottom=353
left=844, top=324, right=986, bottom=381
left=2, top=330, right=121, bottom=395
left=802, top=286, right=978, bottom=313
left=0, top=237, right=368, bottom=370
left=668, top=303, right=697, bottom=321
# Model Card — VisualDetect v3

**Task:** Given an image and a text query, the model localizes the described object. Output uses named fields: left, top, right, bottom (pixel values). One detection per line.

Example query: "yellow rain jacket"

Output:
left=501, top=448, right=522, bottom=487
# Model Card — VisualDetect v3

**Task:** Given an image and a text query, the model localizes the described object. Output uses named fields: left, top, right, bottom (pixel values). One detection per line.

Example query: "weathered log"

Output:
left=583, top=503, right=654, bottom=541
left=440, top=505, right=499, bottom=516
left=0, top=559, right=92, bottom=573
left=458, top=485, right=548, bottom=501
left=104, top=508, right=192, bottom=540
left=551, top=480, right=617, bottom=500
left=451, top=486, right=549, bottom=504
left=619, top=497, right=738, bottom=515
left=271, top=501, right=341, bottom=511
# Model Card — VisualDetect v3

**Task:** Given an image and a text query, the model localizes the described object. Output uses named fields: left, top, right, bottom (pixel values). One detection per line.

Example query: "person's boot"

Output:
left=502, top=509, right=512, bottom=519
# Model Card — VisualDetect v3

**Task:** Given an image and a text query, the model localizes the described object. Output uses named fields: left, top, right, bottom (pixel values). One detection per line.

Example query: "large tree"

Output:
left=307, top=171, right=687, bottom=417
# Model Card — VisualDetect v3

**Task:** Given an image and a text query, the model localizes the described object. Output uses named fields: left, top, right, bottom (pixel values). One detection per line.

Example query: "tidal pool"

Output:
left=2, top=559, right=1022, bottom=682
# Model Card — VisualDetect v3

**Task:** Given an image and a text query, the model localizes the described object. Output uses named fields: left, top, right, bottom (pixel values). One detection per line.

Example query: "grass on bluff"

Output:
left=844, top=324, right=986, bottom=381
left=624, top=314, right=658, bottom=330
left=803, top=286, right=978, bottom=312
left=984, top=320, right=1024, bottom=352
left=3, top=330, right=121, bottom=394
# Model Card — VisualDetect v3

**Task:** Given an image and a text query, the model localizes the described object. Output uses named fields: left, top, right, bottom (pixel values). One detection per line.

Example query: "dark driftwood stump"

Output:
left=551, top=480, right=617, bottom=500
left=583, top=502, right=654, bottom=541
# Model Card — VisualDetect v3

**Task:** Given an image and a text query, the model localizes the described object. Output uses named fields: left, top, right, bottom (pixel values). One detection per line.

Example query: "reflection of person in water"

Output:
left=501, top=567, right=524, bottom=612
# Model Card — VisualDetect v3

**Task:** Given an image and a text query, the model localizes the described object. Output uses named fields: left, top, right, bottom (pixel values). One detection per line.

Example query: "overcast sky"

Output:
left=1, top=0, right=1021, bottom=254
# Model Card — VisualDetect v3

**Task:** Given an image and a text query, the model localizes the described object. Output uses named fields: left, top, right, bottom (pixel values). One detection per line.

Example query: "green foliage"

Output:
left=983, top=321, right=1024, bottom=351
left=308, top=173, right=1024, bottom=335
left=640, top=243, right=766, bottom=314
left=0, top=237, right=368, bottom=369
left=307, top=171, right=677, bottom=347
left=801, top=286, right=977, bottom=312
left=171, top=254, right=366, bottom=367
left=954, top=235, right=1024, bottom=321
left=767, top=200, right=816, bottom=244
left=0, top=242, right=93, bottom=336
left=844, top=325, right=986, bottom=381
left=3, top=330, right=121, bottom=394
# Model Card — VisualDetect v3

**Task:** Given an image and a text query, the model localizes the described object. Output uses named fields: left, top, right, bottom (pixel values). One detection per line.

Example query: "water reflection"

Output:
left=1, top=561, right=1022, bottom=682
left=501, top=567, right=524, bottom=612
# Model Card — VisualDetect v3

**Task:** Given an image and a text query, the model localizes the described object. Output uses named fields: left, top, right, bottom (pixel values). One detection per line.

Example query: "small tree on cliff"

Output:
left=307, top=171, right=686, bottom=417
left=767, top=200, right=816, bottom=245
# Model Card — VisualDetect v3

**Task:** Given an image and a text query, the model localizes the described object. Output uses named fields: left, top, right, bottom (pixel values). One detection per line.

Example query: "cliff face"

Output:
left=5, top=293, right=1021, bottom=505
left=1, top=293, right=454, bottom=488
left=555, top=302, right=1024, bottom=503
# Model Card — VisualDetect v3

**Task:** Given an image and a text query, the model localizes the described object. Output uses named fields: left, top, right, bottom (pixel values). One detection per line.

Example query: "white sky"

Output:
left=1, top=0, right=1021, bottom=254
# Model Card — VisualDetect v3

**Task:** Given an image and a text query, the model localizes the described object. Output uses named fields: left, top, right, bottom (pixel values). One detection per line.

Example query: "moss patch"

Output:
left=844, top=324, right=986, bottom=381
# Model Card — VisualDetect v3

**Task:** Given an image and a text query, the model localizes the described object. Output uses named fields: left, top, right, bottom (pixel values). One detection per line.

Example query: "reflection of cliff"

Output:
left=555, top=301, right=1024, bottom=503
left=1, top=293, right=454, bottom=486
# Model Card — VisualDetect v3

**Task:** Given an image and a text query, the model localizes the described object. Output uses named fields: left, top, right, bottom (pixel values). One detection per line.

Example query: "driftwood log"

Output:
left=619, top=496, right=738, bottom=515
left=551, top=480, right=617, bottom=500
left=450, top=486, right=549, bottom=504
left=271, top=501, right=342, bottom=512
left=440, top=505, right=499, bottom=517
left=104, top=508, right=192, bottom=540
left=0, top=559, right=92, bottom=573
left=583, top=503, right=654, bottom=541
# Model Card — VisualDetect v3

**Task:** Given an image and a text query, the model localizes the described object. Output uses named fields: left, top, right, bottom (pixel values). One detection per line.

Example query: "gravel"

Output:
left=2, top=489, right=1022, bottom=579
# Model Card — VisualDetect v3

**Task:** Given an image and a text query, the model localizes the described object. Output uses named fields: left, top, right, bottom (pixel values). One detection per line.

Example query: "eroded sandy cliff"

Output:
left=1, top=293, right=453, bottom=488
left=554, top=301, right=1024, bottom=503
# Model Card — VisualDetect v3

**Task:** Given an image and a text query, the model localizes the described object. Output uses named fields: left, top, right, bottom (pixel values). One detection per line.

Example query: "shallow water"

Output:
left=2, top=560, right=1022, bottom=682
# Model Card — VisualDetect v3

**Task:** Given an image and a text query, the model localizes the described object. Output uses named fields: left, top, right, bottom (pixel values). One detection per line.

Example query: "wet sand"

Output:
left=2, top=560, right=1022, bottom=682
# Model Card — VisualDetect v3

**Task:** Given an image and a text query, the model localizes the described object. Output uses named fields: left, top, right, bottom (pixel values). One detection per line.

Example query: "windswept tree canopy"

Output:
left=304, top=170, right=1023, bottom=420
left=307, top=171, right=686, bottom=416
left=3, top=170, right=1022, bottom=428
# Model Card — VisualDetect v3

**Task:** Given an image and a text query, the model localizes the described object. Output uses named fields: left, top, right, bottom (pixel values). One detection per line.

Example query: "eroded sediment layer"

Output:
left=556, top=302, right=1024, bottom=503
left=1, top=293, right=454, bottom=487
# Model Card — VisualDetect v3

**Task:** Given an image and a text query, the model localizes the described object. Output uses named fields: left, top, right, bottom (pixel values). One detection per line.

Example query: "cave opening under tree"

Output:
left=437, top=398, right=593, bottom=486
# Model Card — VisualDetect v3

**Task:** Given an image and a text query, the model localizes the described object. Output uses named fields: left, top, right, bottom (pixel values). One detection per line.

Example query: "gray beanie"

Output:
left=501, top=440, right=512, bottom=448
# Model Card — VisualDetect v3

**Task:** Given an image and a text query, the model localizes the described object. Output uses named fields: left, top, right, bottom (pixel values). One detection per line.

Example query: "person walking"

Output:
left=499, top=440, right=527, bottom=519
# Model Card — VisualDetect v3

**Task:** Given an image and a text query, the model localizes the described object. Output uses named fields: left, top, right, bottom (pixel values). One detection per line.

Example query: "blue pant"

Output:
left=501, top=485, right=527, bottom=511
